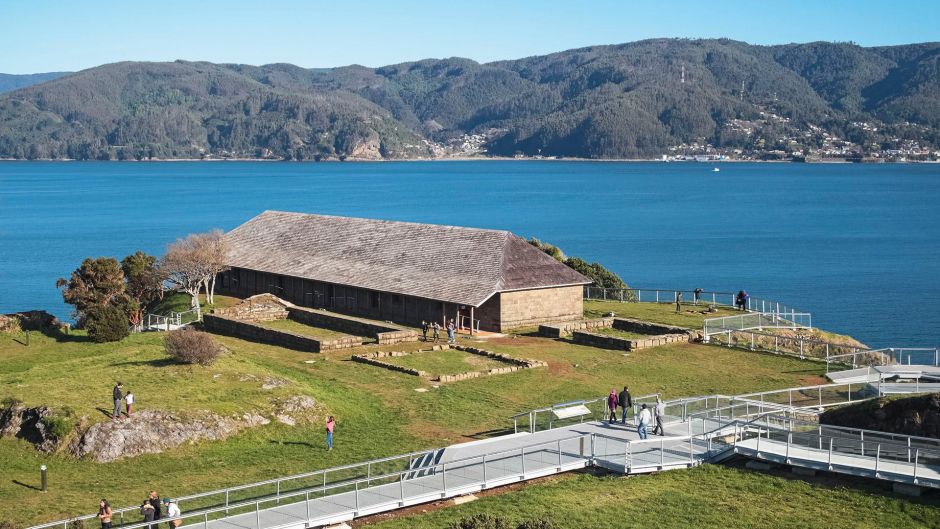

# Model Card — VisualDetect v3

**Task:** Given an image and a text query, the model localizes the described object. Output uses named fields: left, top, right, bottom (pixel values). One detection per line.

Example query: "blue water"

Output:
left=1, top=161, right=938, bottom=347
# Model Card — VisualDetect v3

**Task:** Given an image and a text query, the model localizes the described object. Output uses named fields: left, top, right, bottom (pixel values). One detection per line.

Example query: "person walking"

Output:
left=447, top=319, right=456, bottom=344
left=606, top=388, right=618, bottom=423
left=97, top=499, right=113, bottom=529
left=421, top=320, right=429, bottom=341
left=432, top=322, right=440, bottom=342
left=148, top=490, right=162, bottom=523
left=652, top=397, right=666, bottom=436
left=736, top=290, right=746, bottom=311
left=325, top=415, right=336, bottom=451
left=637, top=404, right=651, bottom=440
left=125, top=390, right=135, bottom=416
left=675, top=291, right=682, bottom=313
left=618, top=386, right=632, bottom=424
left=140, top=497, right=155, bottom=529
left=162, top=499, right=181, bottom=529
left=693, top=288, right=703, bottom=306
left=112, top=382, right=124, bottom=420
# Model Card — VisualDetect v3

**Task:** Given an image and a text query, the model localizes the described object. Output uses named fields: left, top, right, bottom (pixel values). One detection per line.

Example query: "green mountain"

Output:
left=1, top=39, right=939, bottom=160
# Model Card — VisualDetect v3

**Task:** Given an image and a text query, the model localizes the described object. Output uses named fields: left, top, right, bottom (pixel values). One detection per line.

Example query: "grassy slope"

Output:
left=583, top=299, right=740, bottom=328
left=367, top=466, right=940, bottom=529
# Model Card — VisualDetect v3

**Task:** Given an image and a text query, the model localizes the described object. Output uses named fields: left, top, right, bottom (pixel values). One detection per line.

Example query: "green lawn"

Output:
left=0, top=321, right=847, bottom=526
left=256, top=318, right=361, bottom=341
left=380, top=349, right=511, bottom=376
left=368, top=466, right=940, bottom=529
left=584, top=299, right=741, bottom=328
left=589, top=327, right=651, bottom=340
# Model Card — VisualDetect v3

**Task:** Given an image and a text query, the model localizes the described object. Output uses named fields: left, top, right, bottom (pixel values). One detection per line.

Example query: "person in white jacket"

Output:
left=637, top=404, right=651, bottom=440
left=162, top=499, right=181, bottom=529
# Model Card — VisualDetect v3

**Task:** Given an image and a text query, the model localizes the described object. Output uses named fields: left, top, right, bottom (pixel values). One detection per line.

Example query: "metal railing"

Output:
left=734, top=414, right=940, bottom=486
left=706, top=327, right=869, bottom=363
left=144, top=310, right=200, bottom=331
left=32, top=434, right=596, bottom=529
left=583, top=286, right=802, bottom=315
left=702, top=312, right=812, bottom=336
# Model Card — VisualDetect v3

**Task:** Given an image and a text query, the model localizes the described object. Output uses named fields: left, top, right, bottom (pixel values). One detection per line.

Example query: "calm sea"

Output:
left=0, top=161, right=937, bottom=347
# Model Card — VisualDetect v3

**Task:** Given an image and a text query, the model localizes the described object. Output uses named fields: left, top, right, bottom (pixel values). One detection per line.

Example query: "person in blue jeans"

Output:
left=637, top=404, right=651, bottom=440
left=325, top=416, right=335, bottom=451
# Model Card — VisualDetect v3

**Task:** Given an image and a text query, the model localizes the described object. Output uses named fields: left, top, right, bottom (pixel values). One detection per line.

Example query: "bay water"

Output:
left=1, top=160, right=937, bottom=347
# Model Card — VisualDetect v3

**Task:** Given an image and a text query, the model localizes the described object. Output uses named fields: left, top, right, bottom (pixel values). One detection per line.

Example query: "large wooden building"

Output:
left=216, top=211, right=590, bottom=332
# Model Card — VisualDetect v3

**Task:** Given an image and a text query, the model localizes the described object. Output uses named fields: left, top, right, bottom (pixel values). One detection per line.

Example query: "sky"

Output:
left=2, top=0, right=939, bottom=74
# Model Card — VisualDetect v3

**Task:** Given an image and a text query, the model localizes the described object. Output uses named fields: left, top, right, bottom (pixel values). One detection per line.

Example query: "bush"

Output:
left=40, top=408, right=75, bottom=440
left=84, top=305, right=130, bottom=343
left=165, top=329, right=222, bottom=366
left=448, top=514, right=513, bottom=529
left=517, top=520, right=558, bottom=529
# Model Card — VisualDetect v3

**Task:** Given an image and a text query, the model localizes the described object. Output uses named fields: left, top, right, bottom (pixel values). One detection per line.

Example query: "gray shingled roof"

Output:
left=224, top=211, right=590, bottom=307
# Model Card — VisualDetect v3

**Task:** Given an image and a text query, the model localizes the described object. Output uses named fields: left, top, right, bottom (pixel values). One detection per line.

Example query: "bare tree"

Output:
left=161, top=230, right=230, bottom=319
left=200, top=229, right=230, bottom=305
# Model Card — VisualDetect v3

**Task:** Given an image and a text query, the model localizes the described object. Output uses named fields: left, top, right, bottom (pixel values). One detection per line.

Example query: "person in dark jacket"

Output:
left=148, top=490, right=162, bottom=522
left=112, top=382, right=124, bottom=420
left=618, top=386, right=632, bottom=424
left=141, top=498, right=156, bottom=529
left=421, top=321, right=429, bottom=341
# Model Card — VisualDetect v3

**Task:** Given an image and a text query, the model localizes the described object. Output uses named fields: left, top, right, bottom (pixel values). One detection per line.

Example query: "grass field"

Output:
left=0, top=301, right=914, bottom=527
left=255, top=318, right=361, bottom=341
left=380, top=349, right=511, bottom=376
left=366, top=465, right=940, bottom=529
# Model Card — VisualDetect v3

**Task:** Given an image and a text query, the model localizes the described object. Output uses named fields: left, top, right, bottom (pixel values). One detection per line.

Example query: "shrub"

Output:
left=165, top=329, right=222, bottom=366
left=84, top=305, right=131, bottom=343
left=40, top=409, right=75, bottom=441
left=1, top=396, right=23, bottom=409
left=448, top=514, right=513, bottom=529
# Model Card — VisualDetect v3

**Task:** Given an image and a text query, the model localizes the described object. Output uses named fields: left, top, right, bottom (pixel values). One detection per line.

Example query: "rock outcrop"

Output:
left=1, top=394, right=320, bottom=462
left=821, top=393, right=940, bottom=438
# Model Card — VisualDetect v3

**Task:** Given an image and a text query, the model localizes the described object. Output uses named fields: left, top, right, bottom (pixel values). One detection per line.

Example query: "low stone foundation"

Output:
left=351, top=345, right=547, bottom=382
left=203, top=314, right=364, bottom=352
left=540, top=317, right=696, bottom=352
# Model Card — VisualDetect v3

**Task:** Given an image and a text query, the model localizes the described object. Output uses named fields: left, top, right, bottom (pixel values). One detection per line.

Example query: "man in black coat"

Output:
left=618, top=386, right=632, bottom=424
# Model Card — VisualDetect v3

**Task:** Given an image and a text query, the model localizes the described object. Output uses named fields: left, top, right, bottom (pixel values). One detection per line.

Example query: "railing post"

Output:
left=367, top=462, right=371, bottom=487
left=521, top=447, right=526, bottom=477
left=305, top=490, right=311, bottom=521
left=907, top=437, right=911, bottom=463
left=860, top=431, right=864, bottom=456
left=255, top=502, right=261, bottom=529
left=875, top=444, right=881, bottom=476
left=688, top=436, right=694, bottom=464
left=660, top=438, right=665, bottom=468
left=442, top=462, right=447, bottom=493
left=225, top=490, right=230, bottom=514
left=827, top=437, right=833, bottom=470
left=557, top=439, right=563, bottom=469
left=482, top=453, right=488, bottom=486
left=355, top=481, right=360, bottom=512
left=276, top=480, right=280, bottom=504
left=786, top=432, right=791, bottom=462
left=913, top=449, right=920, bottom=483
left=399, top=470, right=405, bottom=503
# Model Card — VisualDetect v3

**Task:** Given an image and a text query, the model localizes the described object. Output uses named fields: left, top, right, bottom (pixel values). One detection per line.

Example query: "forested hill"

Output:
left=1, top=39, right=939, bottom=161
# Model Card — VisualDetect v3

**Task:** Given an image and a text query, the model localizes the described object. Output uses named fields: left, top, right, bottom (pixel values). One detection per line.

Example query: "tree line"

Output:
left=57, top=230, right=230, bottom=342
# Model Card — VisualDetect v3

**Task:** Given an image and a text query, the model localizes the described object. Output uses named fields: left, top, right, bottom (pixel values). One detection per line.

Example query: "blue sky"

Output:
left=2, top=0, right=938, bottom=73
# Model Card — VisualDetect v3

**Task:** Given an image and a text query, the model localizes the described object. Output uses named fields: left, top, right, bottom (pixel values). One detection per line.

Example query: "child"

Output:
left=125, top=390, right=135, bottom=416
left=98, top=499, right=113, bottom=529
left=325, top=415, right=335, bottom=451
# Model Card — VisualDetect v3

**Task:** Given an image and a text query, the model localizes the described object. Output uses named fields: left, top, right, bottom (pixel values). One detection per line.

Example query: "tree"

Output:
left=198, top=230, right=230, bottom=305
left=121, top=251, right=165, bottom=328
left=161, top=236, right=208, bottom=321
left=85, top=305, right=131, bottom=343
left=56, top=257, right=133, bottom=325
left=161, top=230, right=229, bottom=319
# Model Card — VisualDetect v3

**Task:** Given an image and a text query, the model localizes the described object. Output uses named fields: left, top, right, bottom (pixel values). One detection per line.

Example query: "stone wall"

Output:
left=498, top=286, right=584, bottom=331
left=611, top=317, right=692, bottom=337
left=203, top=314, right=363, bottom=352
left=287, top=306, right=419, bottom=344
left=571, top=329, right=691, bottom=352
left=212, top=294, right=291, bottom=322
left=538, top=318, right=614, bottom=338
left=351, top=351, right=428, bottom=376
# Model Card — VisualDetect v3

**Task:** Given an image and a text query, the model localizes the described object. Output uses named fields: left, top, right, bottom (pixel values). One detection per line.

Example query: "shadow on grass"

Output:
left=39, top=326, right=92, bottom=343
left=110, top=358, right=177, bottom=368
left=269, top=440, right=315, bottom=448
left=12, top=479, right=41, bottom=491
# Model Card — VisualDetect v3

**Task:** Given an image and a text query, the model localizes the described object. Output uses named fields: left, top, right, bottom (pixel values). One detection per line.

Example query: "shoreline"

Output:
left=1, top=156, right=937, bottom=164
